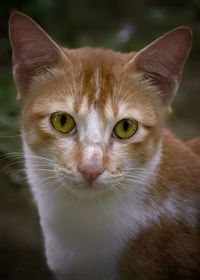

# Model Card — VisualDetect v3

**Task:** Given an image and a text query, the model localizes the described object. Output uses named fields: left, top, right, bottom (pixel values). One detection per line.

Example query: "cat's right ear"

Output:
left=9, top=11, right=70, bottom=100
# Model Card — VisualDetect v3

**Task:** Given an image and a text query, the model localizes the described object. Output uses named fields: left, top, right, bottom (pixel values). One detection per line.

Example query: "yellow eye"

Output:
left=50, top=112, right=76, bottom=134
left=113, top=119, right=138, bottom=139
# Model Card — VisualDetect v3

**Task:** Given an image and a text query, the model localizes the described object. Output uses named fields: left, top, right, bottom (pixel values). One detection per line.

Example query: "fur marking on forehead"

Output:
left=94, top=68, right=101, bottom=106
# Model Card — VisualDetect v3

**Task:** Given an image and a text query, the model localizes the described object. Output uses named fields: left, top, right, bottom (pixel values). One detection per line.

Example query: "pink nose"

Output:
left=79, top=165, right=103, bottom=185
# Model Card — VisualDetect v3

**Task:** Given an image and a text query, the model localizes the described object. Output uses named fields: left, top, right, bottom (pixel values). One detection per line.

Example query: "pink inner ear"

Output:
left=9, top=12, right=67, bottom=96
left=10, top=12, right=60, bottom=63
left=126, top=27, right=192, bottom=106
left=136, top=28, right=191, bottom=76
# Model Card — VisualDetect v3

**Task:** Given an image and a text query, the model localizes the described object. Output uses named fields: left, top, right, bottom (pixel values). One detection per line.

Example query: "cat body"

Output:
left=9, top=12, right=200, bottom=279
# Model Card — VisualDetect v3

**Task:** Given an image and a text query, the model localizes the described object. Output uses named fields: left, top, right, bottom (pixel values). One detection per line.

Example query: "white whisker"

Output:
left=50, top=184, right=64, bottom=200
left=0, top=134, right=21, bottom=139
left=37, top=177, right=63, bottom=193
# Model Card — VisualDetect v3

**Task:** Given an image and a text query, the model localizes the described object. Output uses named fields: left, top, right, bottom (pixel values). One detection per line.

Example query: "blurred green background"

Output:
left=0, top=0, right=200, bottom=279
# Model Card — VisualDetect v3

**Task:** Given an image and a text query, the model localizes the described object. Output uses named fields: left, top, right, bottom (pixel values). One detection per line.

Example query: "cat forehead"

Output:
left=31, top=65, right=115, bottom=114
left=28, top=49, right=158, bottom=124
left=29, top=48, right=143, bottom=110
left=66, top=47, right=135, bottom=66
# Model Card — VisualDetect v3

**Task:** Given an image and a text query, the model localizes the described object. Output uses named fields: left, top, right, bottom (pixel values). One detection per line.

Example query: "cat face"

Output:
left=9, top=12, right=192, bottom=198
left=21, top=54, right=163, bottom=196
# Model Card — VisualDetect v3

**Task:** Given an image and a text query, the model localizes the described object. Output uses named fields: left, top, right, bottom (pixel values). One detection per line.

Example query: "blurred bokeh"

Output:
left=0, top=0, right=200, bottom=279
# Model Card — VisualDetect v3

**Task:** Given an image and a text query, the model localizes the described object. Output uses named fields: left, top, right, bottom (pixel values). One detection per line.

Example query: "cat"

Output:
left=9, top=11, right=200, bottom=280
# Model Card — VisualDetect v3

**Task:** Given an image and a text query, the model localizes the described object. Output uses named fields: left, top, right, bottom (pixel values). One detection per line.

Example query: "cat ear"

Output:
left=9, top=11, right=69, bottom=99
left=125, top=27, right=192, bottom=106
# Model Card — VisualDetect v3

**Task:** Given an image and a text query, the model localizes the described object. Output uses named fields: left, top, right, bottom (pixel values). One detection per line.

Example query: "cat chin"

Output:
left=61, top=180, right=116, bottom=200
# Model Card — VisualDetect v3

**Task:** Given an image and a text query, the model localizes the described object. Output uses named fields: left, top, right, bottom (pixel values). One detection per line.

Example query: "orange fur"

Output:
left=187, top=137, right=200, bottom=157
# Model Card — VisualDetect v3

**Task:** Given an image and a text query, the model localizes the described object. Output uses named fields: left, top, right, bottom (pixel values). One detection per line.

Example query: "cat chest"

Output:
left=51, top=247, right=119, bottom=280
left=39, top=194, right=145, bottom=279
left=43, top=215, right=128, bottom=279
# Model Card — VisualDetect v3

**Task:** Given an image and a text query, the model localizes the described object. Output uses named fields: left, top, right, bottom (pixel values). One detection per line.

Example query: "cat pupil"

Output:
left=60, top=115, right=67, bottom=126
left=123, top=120, right=130, bottom=131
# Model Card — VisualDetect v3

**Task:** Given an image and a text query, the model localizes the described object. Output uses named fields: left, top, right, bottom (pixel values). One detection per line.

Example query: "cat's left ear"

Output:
left=125, top=27, right=192, bottom=106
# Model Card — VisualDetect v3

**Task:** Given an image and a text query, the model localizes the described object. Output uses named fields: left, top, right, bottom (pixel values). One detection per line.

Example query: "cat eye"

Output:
left=113, top=119, right=138, bottom=139
left=50, top=112, right=76, bottom=134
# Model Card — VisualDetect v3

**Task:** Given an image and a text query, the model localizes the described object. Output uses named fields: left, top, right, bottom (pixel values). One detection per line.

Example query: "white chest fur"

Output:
left=23, top=142, right=162, bottom=279
left=28, top=178, right=147, bottom=280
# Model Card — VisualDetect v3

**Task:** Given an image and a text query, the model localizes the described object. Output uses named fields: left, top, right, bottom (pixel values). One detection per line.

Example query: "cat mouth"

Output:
left=62, top=179, right=114, bottom=198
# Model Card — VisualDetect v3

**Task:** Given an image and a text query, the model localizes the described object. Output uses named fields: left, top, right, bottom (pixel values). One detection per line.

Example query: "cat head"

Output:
left=9, top=12, right=192, bottom=198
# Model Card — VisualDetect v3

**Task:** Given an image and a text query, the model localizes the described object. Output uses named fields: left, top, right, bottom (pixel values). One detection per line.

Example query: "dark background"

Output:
left=0, top=0, right=200, bottom=279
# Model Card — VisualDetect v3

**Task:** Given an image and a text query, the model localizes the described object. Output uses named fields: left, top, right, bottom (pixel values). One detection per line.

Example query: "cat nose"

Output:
left=79, top=164, right=103, bottom=185
left=79, top=145, right=104, bottom=185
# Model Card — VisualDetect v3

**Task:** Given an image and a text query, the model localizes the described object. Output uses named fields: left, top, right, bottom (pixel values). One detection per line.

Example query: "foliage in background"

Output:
left=0, top=69, right=20, bottom=153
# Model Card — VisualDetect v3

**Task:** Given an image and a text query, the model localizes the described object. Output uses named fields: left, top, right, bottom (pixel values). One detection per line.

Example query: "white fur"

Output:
left=84, top=108, right=103, bottom=143
left=23, top=138, right=163, bottom=280
left=78, top=95, right=89, bottom=117
left=104, top=99, right=115, bottom=121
